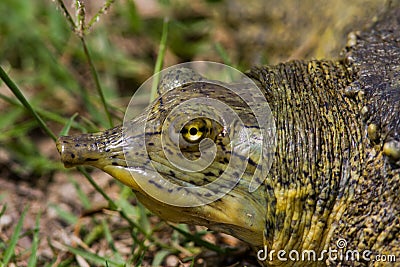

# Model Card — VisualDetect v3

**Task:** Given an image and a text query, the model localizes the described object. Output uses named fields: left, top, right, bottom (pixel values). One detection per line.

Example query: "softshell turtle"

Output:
left=56, top=2, right=399, bottom=266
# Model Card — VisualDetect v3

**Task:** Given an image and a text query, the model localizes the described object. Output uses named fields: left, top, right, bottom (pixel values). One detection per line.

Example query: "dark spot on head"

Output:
left=164, top=147, right=174, bottom=155
left=248, top=158, right=257, bottom=166
left=149, top=179, right=163, bottom=189
left=71, top=153, right=75, bottom=158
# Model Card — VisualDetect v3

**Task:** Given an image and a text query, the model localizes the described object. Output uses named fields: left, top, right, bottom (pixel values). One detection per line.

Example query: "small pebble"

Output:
left=0, top=214, right=12, bottom=229
left=165, top=254, right=180, bottom=267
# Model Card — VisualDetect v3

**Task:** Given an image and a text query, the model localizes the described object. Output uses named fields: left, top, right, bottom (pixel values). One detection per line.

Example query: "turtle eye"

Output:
left=180, top=118, right=209, bottom=143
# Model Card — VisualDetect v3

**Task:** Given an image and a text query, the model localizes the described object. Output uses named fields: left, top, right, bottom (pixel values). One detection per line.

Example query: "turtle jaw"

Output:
left=102, top=163, right=266, bottom=246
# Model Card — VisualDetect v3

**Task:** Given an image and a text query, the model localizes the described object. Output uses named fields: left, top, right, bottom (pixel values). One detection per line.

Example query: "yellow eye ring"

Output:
left=180, top=118, right=209, bottom=143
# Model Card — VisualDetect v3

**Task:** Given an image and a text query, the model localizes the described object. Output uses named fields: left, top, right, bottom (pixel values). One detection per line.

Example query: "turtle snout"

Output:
left=56, top=136, right=82, bottom=168
left=56, top=135, right=101, bottom=168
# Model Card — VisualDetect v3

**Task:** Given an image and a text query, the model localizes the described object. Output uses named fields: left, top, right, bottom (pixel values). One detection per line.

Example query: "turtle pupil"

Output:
left=189, top=128, right=198, bottom=135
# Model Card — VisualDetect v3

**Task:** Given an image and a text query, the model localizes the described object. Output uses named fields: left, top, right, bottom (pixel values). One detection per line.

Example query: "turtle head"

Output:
left=56, top=67, right=275, bottom=246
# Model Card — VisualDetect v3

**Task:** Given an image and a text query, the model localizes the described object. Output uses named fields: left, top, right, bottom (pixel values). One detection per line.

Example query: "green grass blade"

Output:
left=3, top=206, right=29, bottom=265
left=80, top=38, right=114, bottom=128
left=138, top=202, right=151, bottom=235
left=49, top=204, right=78, bottom=225
left=101, top=219, right=123, bottom=261
left=115, top=196, right=139, bottom=220
left=86, top=0, right=116, bottom=33
left=77, top=166, right=117, bottom=210
left=189, top=257, right=195, bottom=267
left=134, top=251, right=146, bottom=267
left=84, top=224, right=104, bottom=246
left=27, top=211, right=41, bottom=267
left=55, top=0, right=77, bottom=30
left=169, top=223, right=227, bottom=254
left=0, top=105, right=22, bottom=130
left=214, top=42, right=232, bottom=66
left=150, top=17, right=169, bottom=101
left=0, top=66, right=57, bottom=141
left=55, top=0, right=113, bottom=128
left=76, top=167, right=160, bottom=249
left=151, top=249, right=170, bottom=267
left=60, top=113, right=79, bottom=136
left=0, top=92, right=86, bottom=132
left=66, top=245, right=125, bottom=266
left=0, top=204, right=6, bottom=218
left=69, top=176, right=92, bottom=209
left=75, top=0, right=85, bottom=36
left=101, top=219, right=113, bottom=248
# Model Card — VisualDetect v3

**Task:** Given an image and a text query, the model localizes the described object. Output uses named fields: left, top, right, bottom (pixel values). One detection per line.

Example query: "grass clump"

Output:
left=0, top=0, right=246, bottom=266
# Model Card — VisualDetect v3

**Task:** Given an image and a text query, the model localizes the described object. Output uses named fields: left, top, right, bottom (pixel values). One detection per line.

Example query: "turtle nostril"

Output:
left=56, top=137, right=65, bottom=154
